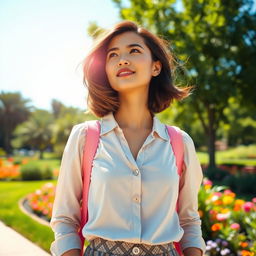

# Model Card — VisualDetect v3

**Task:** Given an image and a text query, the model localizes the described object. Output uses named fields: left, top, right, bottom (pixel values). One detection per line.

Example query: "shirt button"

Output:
left=132, top=246, right=140, bottom=255
left=133, top=169, right=139, bottom=176
left=133, top=195, right=140, bottom=203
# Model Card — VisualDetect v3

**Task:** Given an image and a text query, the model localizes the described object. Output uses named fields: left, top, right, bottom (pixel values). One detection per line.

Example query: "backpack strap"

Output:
left=166, top=125, right=184, bottom=177
left=79, top=120, right=100, bottom=256
left=166, top=125, right=184, bottom=256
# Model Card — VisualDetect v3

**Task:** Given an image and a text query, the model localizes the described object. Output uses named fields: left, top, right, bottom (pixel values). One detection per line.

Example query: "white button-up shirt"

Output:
left=50, top=112, right=206, bottom=256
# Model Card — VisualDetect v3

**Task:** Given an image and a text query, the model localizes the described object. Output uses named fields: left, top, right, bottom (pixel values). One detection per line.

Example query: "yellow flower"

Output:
left=222, top=195, right=234, bottom=205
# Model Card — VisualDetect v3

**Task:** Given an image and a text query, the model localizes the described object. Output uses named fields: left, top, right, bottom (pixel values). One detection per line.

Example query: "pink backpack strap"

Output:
left=166, top=125, right=184, bottom=256
left=78, top=120, right=100, bottom=256
left=166, top=125, right=184, bottom=177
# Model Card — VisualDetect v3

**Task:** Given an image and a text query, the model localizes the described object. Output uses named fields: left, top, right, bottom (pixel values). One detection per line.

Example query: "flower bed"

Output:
left=26, top=182, right=55, bottom=221
left=27, top=179, right=256, bottom=255
left=201, top=179, right=256, bottom=255
left=0, top=158, right=21, bottom=180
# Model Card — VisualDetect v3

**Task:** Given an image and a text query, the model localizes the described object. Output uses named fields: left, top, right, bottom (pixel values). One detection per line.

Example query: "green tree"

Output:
left=110, top=0, right=256, bottom=168
left=13, top=109, right=54, bottom=159
left=221, top=97, right=256, bottom=146
left=51, top=99, right=65, bottom=119
left=51, top=105, right=96, bottom=157
left=0, top=91, right=31, bottom=154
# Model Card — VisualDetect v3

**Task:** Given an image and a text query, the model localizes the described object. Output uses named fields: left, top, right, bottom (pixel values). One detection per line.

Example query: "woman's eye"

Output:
left=108, top=52, right=117, bottom=58
left=130, top=48, right=140, bottom=53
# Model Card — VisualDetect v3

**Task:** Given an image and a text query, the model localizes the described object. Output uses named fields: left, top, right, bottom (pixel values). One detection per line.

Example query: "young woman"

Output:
left=50, top=20, right=206, bottom=256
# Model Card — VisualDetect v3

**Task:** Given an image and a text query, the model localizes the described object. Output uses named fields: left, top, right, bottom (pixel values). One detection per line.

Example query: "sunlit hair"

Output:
left=83, top=20, right=191, bottom=117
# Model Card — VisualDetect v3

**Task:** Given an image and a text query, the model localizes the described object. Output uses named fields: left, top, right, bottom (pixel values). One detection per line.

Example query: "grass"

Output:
left=197, top=145, right=256, bottom=166
left=0, top=180, right=56, bottom=253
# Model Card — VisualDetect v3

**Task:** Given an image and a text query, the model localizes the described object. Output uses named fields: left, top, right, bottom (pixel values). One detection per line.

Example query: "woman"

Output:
left=50, top=20, right=206, bottom=256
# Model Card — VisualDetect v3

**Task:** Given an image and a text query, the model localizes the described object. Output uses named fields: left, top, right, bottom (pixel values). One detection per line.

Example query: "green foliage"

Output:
left=223, top=173, right=256, bottom=195
left=12, top=109, right=54, bottom=159
left=87, top=21, right=106, bottom=39
left=204, top=166, right=256, bottom=195
left=0, top=148, right=6, bottom=157
left=204, top=167, right=230, bottom=181
left=51, top=105, right=96, bottom=157
left=20, top=162, right=53, bottom=181
left=221, top=97, right=256, bottom=146
left=0, top=91, right=32, bottom=154
left=109, top=0, right=256, bottom=168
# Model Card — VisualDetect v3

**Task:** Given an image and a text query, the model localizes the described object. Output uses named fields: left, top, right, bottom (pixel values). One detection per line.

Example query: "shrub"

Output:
left=204, top=167, right=230, bottom=181
left=20, top=163, right=53, bottom=181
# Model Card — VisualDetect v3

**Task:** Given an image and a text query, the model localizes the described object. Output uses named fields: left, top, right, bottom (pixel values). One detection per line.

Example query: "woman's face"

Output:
left=105, top=31, right=161, bottom=93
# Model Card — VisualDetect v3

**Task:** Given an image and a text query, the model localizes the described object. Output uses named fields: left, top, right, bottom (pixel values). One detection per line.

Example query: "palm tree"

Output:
left=13, top=109, right=54, bottom=159
left=0, top=91, right=31, bottom=155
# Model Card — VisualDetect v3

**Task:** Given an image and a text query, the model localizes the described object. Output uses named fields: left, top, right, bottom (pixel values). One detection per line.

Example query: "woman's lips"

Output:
left=117, top=71, right=135, bottom=77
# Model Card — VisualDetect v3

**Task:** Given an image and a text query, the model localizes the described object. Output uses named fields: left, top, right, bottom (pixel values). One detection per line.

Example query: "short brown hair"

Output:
left=83, top=20, right=191, bottom=117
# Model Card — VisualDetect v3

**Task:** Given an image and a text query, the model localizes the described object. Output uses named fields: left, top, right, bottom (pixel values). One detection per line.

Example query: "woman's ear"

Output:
left=152, top=60, right=162, bottom=77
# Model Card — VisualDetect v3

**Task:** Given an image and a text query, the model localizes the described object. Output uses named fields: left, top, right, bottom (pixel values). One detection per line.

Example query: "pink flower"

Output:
left=216, top=212, right=231, bottom=221
left=213, top=192, right=222, bottom=197
left=224, top=189, right=233, bottom=195
left=243, top=202, right=254, bottom=212
left=252, top=197, right=256, bottom=204
left=230, top=223, right=240, bottom=230
left=203, top=179, right=213, bottom=186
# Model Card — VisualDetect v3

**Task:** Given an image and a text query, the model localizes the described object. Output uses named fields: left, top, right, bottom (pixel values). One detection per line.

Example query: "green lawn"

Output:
left=197, top=151, right=256, bottom=166
left=0, top=180, right=56, bottom=253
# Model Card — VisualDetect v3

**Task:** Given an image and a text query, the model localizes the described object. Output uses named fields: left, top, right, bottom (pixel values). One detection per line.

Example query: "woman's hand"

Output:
left=183, top=247, right=203, bottom=256
left=62, top=249, right=81, bottom=256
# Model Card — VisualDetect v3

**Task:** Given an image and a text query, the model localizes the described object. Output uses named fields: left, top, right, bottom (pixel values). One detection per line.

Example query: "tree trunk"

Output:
left=208, top=105, right=216, bottom=169
left=4, top=128, right=12, bottom=156
left=39, top=150, right=44, bottom=160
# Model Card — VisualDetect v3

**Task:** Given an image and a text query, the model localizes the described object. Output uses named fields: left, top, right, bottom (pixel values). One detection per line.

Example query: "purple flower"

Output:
left=222, top=240, right=228, bottom=247
left=220, top=248, right=230, bottom=255
left=206, top=245, right=211, bottom=251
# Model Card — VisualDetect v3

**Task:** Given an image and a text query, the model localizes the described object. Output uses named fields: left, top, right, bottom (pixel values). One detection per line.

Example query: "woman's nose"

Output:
left=118, top=57, right=130, bottom=66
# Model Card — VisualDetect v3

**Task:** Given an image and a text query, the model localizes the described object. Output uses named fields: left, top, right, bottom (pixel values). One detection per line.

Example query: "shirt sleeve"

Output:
left=177, top=131, right=206, bottom=254
left=49, top=123, right=86, bottom=256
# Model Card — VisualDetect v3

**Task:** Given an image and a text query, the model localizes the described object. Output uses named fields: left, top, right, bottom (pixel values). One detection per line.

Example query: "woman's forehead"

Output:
left=107, top=31, right=146, bottom=49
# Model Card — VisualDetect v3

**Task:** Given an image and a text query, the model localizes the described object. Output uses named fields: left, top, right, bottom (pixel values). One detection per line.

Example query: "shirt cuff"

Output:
left=50, top=233, right=81, bottom=256
left=180, top=225, right=206, bottom=253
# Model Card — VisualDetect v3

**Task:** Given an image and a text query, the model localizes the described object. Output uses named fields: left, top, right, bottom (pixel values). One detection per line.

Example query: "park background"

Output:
left=0, top=0, right=256, bottom=255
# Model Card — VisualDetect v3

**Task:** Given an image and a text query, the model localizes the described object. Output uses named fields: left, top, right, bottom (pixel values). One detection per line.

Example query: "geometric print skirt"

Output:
left=83, top=237, right=180, bottom=256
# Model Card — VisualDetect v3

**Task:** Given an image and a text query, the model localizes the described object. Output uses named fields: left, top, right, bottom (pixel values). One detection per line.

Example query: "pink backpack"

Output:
left=78, top=120, right=184, bottom=256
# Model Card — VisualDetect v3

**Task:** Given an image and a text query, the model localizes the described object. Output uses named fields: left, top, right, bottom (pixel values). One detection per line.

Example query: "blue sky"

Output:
left=0, top=0, right=120, bottom=111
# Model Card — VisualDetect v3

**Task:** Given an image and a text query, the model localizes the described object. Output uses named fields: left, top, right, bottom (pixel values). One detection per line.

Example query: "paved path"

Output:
left=0, top=221, right=51, bottom=256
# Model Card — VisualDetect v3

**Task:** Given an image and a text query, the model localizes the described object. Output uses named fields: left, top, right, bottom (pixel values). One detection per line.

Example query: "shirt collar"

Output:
left=100, top=112, right=169, bottom=141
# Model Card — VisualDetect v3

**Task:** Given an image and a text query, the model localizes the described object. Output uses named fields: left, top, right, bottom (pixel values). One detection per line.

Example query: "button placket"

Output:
left=131, top=163, right=142, bottom=239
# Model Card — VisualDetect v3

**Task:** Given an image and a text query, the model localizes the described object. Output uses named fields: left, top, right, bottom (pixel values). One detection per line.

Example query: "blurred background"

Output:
left=0, top=0, right=256, bottom=255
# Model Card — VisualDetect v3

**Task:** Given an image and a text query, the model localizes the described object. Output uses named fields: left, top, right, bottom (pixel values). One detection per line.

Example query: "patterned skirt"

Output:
left=83, top=237, right=179, bottom=256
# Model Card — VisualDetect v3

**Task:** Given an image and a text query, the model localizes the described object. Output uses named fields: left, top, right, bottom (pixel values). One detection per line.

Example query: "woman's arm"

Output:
left=62, top=249, right=81, bottom=256
left=183, top=247, right=203, bottom=256
left=50, top=124, right=86, bottom=256
left=177, top=131, right=206, bottom=254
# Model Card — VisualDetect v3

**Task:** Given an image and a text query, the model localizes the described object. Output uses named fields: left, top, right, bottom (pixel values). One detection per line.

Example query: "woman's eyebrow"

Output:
left=107, top=43, right=144, bottom=54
